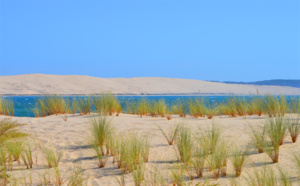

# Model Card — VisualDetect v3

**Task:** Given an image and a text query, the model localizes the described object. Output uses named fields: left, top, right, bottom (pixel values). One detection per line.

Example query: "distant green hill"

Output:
left=218, top=80, right=300, bottom=88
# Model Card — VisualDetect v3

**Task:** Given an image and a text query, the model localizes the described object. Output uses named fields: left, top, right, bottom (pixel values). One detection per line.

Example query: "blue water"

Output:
left=3, top=95, right=300, bottom=117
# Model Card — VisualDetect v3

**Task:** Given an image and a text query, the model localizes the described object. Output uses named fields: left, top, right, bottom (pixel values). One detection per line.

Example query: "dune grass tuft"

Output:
left=262, top=117, right=288, bottom=163
left=43, top=147, right=63, bottom=168
left=76, top=97, right=91, bottom=115
left=21, top=144, right=33, bottom=169
left=250, top=125, right=265, bottom=153
left=132, top=163, right=145, bottom=186
left=93, top=93, right=121, bottom=116
left=0, top=118, right=29, bottom=144
left=193, top=145, right=206, bottom=178
left=0, top=98, right=14, bottom=116
left=172, top=100, right=187, bottom=117
left=90, top=116, right=114, bottom=155
left=175, top=124, right=193, bottom=164
left=287, top=115, right=300, bottom=143
left=169, top=164, right=185, bottom=186
left=158, top=124, right=179, bottom=145
left=187, top=98, right=206, bottom=118
left=231, top=145, right=249, bottom=177
left=6, top=141, right=24, bottom=164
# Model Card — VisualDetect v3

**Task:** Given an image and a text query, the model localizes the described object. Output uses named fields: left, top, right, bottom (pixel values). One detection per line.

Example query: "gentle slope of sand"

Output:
left=1, top=74, right=300, bottom=95
left=1, top=114, right=299, bottom=185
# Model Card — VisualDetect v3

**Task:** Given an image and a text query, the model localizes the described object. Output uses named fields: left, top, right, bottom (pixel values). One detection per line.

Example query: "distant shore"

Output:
left=1, top=74, right=300, bottom=95
left=2, top=93, right=300, bottom=97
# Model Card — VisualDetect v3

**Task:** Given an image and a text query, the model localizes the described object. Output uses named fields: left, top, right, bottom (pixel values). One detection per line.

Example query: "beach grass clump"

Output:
left=6, top=141, right=24, bottom=164
left=264, top=94, right=280, bottom=117
left=175, top=124, right=193, bottom=164
left=205, top=105, right=219, bottom=119
left=287, top=115, right=300, bottom=143
left=44, top=95, right=67, bottom=115
left=244, top=166, right=277, bottom=186
left=90, top=116, right=114, bottom=155
left=232, top=97, right=248, bottom=117
left=231, top=145, right=249, bottom=177
left=146, top=166, right=166, bottom=186
left=293, top=152, right=300, bottom=177
left=115, top=133, right=149, bottom=173
left=278, top=95, right=288, bottom=116
left=0, top=98, right=14, bottom=116
left=262, top=117, right=288, bottom=163
left=187, top=98, right=206, bottom=118
left=169, top=164, right=185, bottom=186
left=151, top=99, right=168, bottom=117
left=0, top=147, right=9, bottom=184
left=137, top=98, right=150, bottom=117
left=208, top=139, right=229, bottom=179
left=289, top=96, right=300, bottom=113
left=0, top=118, right=29, bottom=144
left=93, top=93, right=121, bottom=116
left=35, top=95, right=67, bottom=116
left=124, top=99, right=138, bottom=115
left=172, top=100, right=187, bottom=117
left=199, top=122, right=222, bottom=155
left=158, top=124, right=179, bottom=145
left=250, top=125, right=265, bottom=153
left=43, top=147, right=63, bottom=168
left=21, top=144, right=33, bottom=169
left=220, top=99, right=238, bottom=117
left=193, top=146, right=206, bottom=178
left=76, top=97, right=91, bottom=115
left=132, top=163, right=145, bottom=186
left=91, top=142, right=107, bottom=168
left=67, top=165, right=88, bottom=186
left=251, top=97, right=264, bottom=116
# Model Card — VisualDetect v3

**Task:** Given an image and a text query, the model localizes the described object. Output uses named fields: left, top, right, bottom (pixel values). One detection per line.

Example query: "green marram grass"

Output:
left=158, top=123, right=179, bottom=145
left=0, top=118, right=29, bottom=144
left=43, top=147, right=63, bottom=168
left=90, top=116, right=114, bottom=155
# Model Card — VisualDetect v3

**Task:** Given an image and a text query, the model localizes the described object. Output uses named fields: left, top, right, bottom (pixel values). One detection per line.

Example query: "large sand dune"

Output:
left=1, top=74, right=300, bottom=95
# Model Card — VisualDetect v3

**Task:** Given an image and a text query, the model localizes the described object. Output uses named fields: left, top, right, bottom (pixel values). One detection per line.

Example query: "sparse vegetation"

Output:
left=43, top=147, right=63, bottom=168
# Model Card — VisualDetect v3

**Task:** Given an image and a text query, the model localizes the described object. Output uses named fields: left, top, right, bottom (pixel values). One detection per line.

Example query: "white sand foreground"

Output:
left=1, top=114, right=300, bottom=185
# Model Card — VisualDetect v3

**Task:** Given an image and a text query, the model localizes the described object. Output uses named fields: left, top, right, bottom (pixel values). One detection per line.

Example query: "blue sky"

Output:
left=0, top=0, right=299, bottom=81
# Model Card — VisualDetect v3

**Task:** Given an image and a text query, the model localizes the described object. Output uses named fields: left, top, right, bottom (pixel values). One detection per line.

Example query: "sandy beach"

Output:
left=1, top=113, right=299, bottom=185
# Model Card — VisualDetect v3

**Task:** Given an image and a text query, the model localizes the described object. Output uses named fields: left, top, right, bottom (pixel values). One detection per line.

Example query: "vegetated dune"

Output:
left=0, top=74, right=300, bottom=95
left=0, top=114, right=299, bottom=185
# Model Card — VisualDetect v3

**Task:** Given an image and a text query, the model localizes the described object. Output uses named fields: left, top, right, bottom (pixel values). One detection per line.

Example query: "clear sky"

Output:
left=0, top=0, right=299, bottom=82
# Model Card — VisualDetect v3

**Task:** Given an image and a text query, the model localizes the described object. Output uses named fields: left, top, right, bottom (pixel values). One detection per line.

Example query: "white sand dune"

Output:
left=0, top=74, right=300, bottom=95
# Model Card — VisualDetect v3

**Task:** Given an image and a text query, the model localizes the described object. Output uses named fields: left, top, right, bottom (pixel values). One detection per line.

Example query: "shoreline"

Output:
left=2, top=93, right=300, bottom=97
